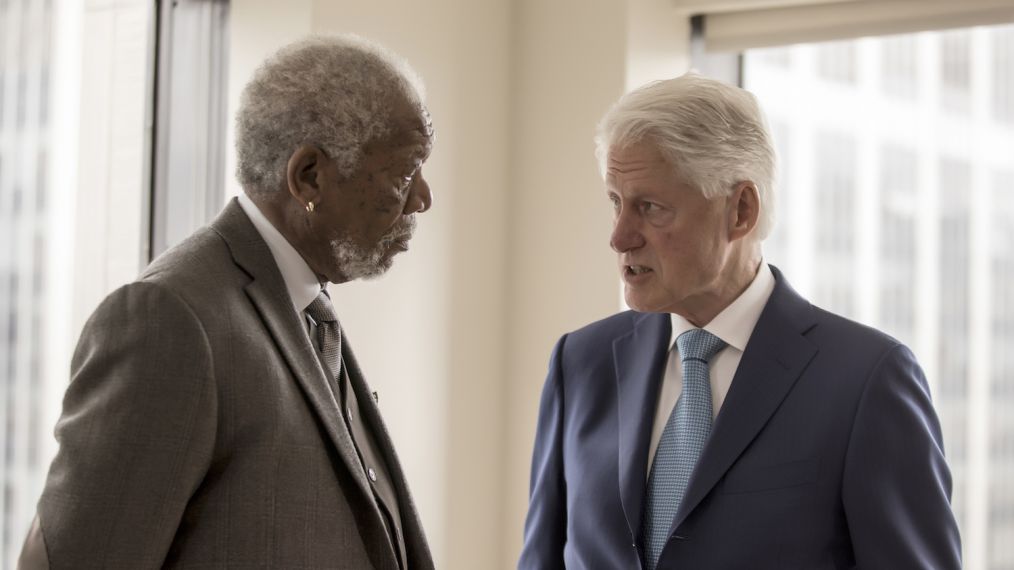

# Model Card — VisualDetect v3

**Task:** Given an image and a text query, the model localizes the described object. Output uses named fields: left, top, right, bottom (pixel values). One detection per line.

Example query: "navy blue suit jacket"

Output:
left=519, top=267, right=961, bottom=569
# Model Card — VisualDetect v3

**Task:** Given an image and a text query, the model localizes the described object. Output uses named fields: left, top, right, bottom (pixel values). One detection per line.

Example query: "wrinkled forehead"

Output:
left=388, top=104, right=434, bottom=159
left=603, top=141, right=694, bottom=196
left=606, top=142, right=668, bottom=173
left=354, top=115, right=432, bottom=176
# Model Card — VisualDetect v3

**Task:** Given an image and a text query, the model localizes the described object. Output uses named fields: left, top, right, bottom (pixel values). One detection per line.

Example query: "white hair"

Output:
left=236, top=34, right=426, bottom=194
left=595, top=72, right=777, bottom=240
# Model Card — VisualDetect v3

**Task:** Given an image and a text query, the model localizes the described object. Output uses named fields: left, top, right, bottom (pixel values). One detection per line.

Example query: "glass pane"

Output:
left=0, top=0, right=152, bottom=566
left=745, top=23, right=1014, bottom=569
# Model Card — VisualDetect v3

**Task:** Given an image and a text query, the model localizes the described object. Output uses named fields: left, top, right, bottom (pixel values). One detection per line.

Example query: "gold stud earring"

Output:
left=306, top=201, right=315, bottom=213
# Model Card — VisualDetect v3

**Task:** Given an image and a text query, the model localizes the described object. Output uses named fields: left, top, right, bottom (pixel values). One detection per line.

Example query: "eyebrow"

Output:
left=404, top=142, right=431, bottom=162
left=417, top=136, right=435, bottom=161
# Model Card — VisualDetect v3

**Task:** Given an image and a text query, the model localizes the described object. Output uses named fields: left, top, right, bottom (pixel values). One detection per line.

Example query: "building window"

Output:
left=815, top=40, right=858, bottom=85
left=0, top=0, right=153, bottom=566
left=940, top=29, right=972, bottom=114
left=744, top=22, right=1014, bottom=569
left=993, top=26, right=1014, bottom=125
left=881, top=35, right=917, bottom=100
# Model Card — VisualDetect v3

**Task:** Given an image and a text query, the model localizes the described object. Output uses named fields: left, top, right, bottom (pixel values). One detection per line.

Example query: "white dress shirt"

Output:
left=646, top=263, right=776, bottom=474
left=237, top=192, right=321, bottom=315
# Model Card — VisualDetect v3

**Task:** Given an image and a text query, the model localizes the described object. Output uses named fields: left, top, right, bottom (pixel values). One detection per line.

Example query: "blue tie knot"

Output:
left=676, top=329, right=727, bottom=363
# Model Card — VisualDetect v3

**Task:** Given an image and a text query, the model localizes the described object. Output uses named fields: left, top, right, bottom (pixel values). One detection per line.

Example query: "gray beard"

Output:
left=329, top=236, right=393, bottom=280
left=329, top=217, right=415, bottom=281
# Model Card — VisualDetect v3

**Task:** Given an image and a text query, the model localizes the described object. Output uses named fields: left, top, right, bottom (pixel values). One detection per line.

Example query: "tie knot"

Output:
left=305, top=291, right=337, bottom=323
left=676, top=328, right=727, bottom=363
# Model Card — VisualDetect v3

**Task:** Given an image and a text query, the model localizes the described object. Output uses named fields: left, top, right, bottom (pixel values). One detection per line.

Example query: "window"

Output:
left=878, top=143, right=918, bottom=342
left=940, top=29, right=972, bottom=114
left=0, top=0, right=154, bottom=566
left=744, top=23, right=1014, bottom=568
left=989, top=169, right=1014, bottom=568
left=1, top=0, right=227, bottom=563
left=994, top=26, right=1014, bottom=125
left=881, top=35, right=917, bottom=99
left=815, top=40, right=858, bottom=85
left=0, top=0, right=63, bottom=563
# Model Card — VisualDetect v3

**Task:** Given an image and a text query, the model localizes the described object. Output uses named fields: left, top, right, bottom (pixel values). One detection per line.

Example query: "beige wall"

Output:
left=228, top=1, right=692, bottom=567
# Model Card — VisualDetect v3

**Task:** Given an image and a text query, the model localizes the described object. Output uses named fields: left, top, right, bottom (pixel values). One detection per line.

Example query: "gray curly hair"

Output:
left=236, top=34, right=426, bottom=194
left=595, top=72, right=777, bottom=240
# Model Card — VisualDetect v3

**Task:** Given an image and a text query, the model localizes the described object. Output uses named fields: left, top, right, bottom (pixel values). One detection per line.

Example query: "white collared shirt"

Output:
left=237, top=192, right=321, bottom=315
left=646, top=263, right=776, bottom=474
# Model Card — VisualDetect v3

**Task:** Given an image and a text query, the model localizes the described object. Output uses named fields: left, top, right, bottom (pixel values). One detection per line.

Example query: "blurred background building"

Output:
left=2, top=0, right=1013, bottom=568
left=2, top=0, right=70, bottom=561
left=745, top=25, right=1014, bottom=568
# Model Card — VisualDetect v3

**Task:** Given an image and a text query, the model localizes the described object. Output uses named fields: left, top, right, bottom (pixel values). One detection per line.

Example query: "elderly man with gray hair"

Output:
left=20, top=35, right=434, bottom=570
left=519, top=73, right=961, bottom=569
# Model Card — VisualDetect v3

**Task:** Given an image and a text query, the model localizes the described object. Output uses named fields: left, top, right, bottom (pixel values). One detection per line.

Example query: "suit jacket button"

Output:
left=368, top=467, right=377, bottom=482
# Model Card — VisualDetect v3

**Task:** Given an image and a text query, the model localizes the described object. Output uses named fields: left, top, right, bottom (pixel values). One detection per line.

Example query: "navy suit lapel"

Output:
left=672, top=267, right=819, bottom=532
left=614, top=312, right=672, bottom=540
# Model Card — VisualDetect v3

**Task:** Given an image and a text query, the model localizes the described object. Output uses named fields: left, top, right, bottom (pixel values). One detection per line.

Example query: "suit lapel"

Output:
left=671, top=267, right=819, bottom=532
left=340, top=332, right=435, bottom=570
left=614, top=312, right=672, bottom=540
left=210, top=200, right=376, bottom=507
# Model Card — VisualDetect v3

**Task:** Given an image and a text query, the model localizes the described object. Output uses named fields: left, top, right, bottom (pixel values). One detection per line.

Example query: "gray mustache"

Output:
left=387, top=216, right=417, bottom=242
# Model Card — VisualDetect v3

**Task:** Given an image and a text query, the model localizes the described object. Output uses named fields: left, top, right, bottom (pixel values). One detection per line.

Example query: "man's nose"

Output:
left=403, top=174, right=432, bottom=214
left=609, top=209, right=643, bottom=253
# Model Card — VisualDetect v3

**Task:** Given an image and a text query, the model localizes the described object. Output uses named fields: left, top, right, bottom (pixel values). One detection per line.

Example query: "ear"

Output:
left=285, top=144, right=329, bottom=210
left=727, top=181, right=760, bottom=241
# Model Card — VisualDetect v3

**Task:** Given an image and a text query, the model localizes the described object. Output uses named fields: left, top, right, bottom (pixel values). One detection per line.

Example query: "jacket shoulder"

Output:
left=566, top=310, right=641, bottom=344
left=808, top=304, right=904, bottom=354
left=136, top=226, right=245, bottom=302
left=767, top=266, right=905, bottom=358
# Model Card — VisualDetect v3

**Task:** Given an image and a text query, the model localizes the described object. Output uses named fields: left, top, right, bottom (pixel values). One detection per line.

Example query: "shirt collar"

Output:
left=669, top=262, right=776, bottom=352
left=237, top=192, right=322, bottom=314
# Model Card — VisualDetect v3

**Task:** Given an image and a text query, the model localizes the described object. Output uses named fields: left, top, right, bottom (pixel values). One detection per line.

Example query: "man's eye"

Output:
left=642, top=202, right=659, bottom=212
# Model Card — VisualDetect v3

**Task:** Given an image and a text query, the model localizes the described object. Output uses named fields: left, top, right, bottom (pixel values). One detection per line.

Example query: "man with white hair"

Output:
left=20, top=35, right=434, bottom=569
left=519, top=73, right=961, bottom=569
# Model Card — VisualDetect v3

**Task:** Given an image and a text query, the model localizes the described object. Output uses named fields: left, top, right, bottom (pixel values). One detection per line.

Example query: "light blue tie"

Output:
left=643, top=328, right=727, bottom=569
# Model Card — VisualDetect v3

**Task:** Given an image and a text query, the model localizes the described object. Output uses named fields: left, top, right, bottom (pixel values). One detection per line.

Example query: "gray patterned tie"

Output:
left=643, top=328, right=727, bottom=570
left=306, top=291, right=341, bottom=379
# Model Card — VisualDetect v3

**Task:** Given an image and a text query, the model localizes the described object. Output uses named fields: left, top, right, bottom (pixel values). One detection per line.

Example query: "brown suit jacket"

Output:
left=19, top=199, right=433, bottom=569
